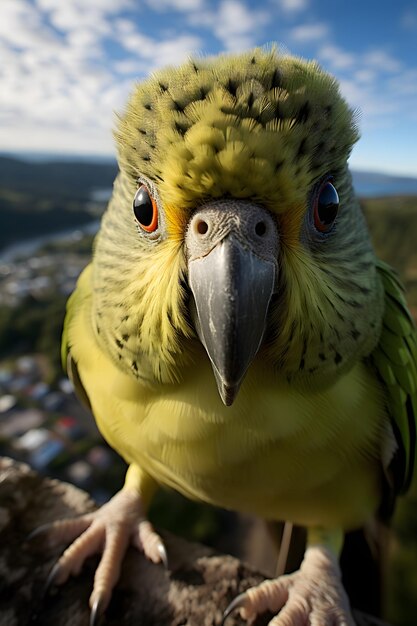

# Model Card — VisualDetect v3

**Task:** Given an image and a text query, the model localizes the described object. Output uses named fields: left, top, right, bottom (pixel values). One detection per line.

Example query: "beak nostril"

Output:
left=196, top=220, right=209, bottom=235
left=255, top=221, right=266, bottom=237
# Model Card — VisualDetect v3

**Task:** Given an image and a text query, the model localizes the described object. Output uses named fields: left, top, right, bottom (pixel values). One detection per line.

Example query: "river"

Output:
left=0, top=220, right=100, bottom=263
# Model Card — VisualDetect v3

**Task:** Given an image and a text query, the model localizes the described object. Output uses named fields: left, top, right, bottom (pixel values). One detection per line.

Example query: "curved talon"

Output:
left=90, top=597, right=104, bottom=626
left=157, top=542, right=168, bottom=569
left=221, top=592, right=248, bottom=625
left=25, top=522, right=52, bottom=544
left=44, top=562, right=61, bottom=594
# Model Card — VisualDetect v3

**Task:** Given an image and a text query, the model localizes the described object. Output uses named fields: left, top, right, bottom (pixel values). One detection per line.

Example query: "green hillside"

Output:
left=0, top=156, right=117, bottom=200
left=0, top=156, right=117, bottom=251
left=362, top=195, right=417, bottom=315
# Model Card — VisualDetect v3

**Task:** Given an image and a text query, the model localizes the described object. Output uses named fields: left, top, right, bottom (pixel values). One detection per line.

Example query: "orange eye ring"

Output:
left=133, top=185, right=159, bottom=233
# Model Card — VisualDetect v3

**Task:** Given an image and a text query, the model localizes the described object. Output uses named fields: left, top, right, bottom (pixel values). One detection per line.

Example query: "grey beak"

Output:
left=188, top=232, right=277, bottom=406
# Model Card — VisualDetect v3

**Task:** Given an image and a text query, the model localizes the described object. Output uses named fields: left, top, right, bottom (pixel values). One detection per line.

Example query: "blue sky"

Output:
left=1, top=0, right=417, bottom=175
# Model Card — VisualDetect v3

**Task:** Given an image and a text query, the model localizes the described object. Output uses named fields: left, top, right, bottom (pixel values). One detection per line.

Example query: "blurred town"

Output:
left=0, top=230, right=127, bottom=503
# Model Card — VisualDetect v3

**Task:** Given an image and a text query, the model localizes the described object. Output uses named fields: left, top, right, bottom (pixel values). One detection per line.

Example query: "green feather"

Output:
left=371, top=260, right=417, bottom=493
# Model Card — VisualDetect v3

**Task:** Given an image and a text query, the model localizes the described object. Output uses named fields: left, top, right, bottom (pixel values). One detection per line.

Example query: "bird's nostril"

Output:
left=255, top=221, right=266, bottom=237
left=196, top=219, right=209, bottom=235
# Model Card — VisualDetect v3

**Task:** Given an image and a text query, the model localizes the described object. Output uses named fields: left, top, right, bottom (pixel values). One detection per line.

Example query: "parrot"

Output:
left=41, top=47, right=416, bottom=626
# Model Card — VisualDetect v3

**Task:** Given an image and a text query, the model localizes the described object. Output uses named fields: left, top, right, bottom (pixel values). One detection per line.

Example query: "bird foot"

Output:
left=30, top=488, right=167, bottom=623
left=223, top=546, right=354, bottom=626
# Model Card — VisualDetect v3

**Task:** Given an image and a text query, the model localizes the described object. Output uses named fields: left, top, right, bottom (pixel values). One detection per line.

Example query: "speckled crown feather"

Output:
left=115, top=47, right=359, bottom=212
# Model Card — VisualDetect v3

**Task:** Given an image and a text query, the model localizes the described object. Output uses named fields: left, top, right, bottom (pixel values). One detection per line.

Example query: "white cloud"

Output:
left=289, top=23, right=329, bottom=43
left=190, top=0, right=268, bottom=51
left=388, top=69, right=417, bottom=96
left=36, top=0, right=134, bottom=14
left=401, top=9, right=417, bottom=31
left=0, top=0, right=60, bottom=50
left=146, top=0, right=205, bottom=11
left=0, top=119, right=115, bottom=156
left=317, top=44, right=355, bottom=70
left=354, top=69, right=377, bottom=84
left=363, top=50, right=402, bottom=73
left=276, top=0, right=308, bottom=13
left=117, top=28, right=202, bottom=68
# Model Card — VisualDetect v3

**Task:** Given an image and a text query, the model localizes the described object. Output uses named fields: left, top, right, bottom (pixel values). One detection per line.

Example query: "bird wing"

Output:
left=61, top=265, right=92, bottom=412
left=370, top=260, right=417, bottom=495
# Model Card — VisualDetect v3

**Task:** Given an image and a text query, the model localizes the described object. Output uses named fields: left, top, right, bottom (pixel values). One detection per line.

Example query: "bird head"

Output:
left=92, top=47, right=384, bottom=404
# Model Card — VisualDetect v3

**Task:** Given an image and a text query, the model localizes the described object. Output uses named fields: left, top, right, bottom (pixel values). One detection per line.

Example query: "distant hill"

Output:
left=0, top=156, right=116, bottom=253
left=352, top=170, right=417, bottom=197
left=0, top=155, right=117, bottom=201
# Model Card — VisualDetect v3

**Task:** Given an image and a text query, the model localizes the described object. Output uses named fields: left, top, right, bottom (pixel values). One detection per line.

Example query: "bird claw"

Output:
left=25, top=522, right=52, bottom=545
left=90, top=596, right=105, bottom=626
left=221, top=592, right=248, bottom=625
left=44, top=562, right=62, bottom=594
left=157, top=542, right=168, bottom=569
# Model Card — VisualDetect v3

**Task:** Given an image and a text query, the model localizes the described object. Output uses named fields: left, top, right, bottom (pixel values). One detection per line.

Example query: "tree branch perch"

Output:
left=0, top=458, right=392, bottom=626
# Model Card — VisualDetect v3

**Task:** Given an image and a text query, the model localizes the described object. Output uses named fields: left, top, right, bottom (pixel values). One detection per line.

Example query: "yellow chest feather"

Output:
left=72, top=302, right=385, bottom=529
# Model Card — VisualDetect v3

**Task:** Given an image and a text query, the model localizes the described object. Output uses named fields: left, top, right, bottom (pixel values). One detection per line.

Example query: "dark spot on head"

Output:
left=173, top=100, right=185, bottom=113
left=144, top=103, right=152, bottom=111
left=324, top=105, right=332, bottom=118
left=116, top=339, right=123, bottom=349
left=159, top=82, right=168, bottom=92
left=132, top=361, right=138, bottom=371
left=167, top=309, right=175, bottom=327
left=270, top=69, right=281, bottom=89
left=175, top=121, right=188, bottom=135
left=297, top=101, right=310, bottom=124
left=96, top=325, right=100, bottom=335
left=274, top=103, right=282, bottom=119
left=139, top=128, right=147, bottom=135
left=142, top=155, right=150, bottom=162
left=226, top=78, right=237, bottom=96
left=251, top=56, right=256, bottom=64
left=296, top=138, right=307, bottom=159
left=334, top=352, right=343, bottom=365
left=288, top=320, right=297, bottom=342
left=122, top=333, right=129, bottom=342
left=118, top=353, right=122, bottom=360
left=192, top=62, right=199, bottom=73
left=200, top=87, right=207, bottom=99
left=247, top=92, right=254, bottom=108
left=121, top=315, right=129, bottom=322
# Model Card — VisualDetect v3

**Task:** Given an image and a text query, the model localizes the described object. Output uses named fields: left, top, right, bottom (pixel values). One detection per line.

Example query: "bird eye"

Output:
left=313, top=180, right=339, bottom=233
left=133, top=185, right=158, bottom=233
